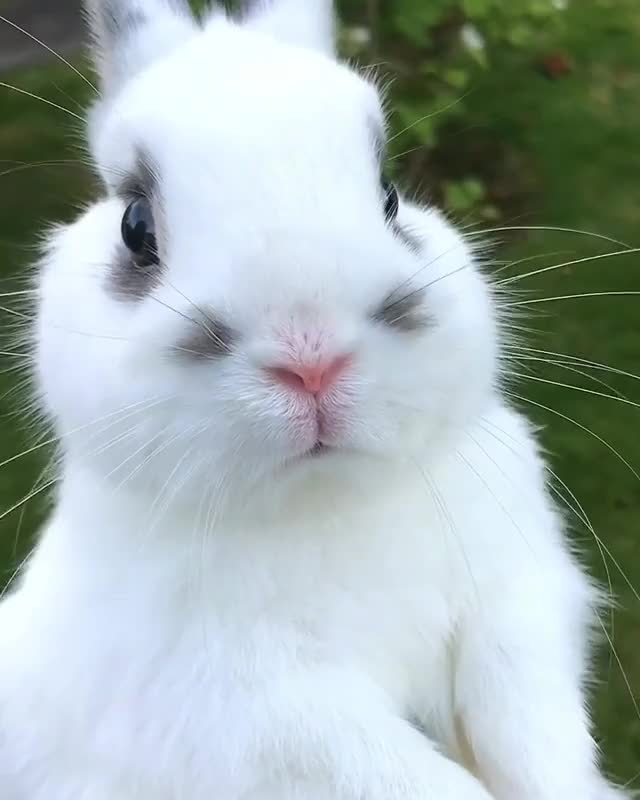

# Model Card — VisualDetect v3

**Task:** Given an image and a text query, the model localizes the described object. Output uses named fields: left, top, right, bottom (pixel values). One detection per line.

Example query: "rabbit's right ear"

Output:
left=240, top=0, right=335, bottom=56
left=84, top=0, right=197, bottom=94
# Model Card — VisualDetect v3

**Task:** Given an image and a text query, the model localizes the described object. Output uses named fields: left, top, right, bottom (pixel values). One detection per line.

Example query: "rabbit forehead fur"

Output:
left=35, top=13, right=498, bottom=517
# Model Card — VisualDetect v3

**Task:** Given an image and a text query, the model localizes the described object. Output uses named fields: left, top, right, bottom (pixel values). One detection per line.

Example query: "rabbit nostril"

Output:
left=269, top=367, right=308, bottom=392
left=266, top=355, right=352, bottom=395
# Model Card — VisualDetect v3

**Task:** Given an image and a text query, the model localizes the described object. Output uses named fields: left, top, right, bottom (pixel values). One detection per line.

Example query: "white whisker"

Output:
left=456, top=445, right=536, bottom=560
left=0, top=396, right=166, bottom=473
left=498, top=248, right=640, bottom=287
left=504, top=390, right=640, bottom=483
left=0, top=14, right=99, bottom=96
left=414, top=460, right=480, bottom=598
left=465, top=225, right=632, bottom=250
left=504, top=345, right=640, bottom=384
left=388, top=95, right=467, bottom=144
left=0, top=82, right=84, bottom=122
left=508, top=291, right=640, bottom=307
left=0, top=478, right=58, bottom=524
left=509, top=372, right=640, bottom=409
left=510, top=355, right=627, bottom=400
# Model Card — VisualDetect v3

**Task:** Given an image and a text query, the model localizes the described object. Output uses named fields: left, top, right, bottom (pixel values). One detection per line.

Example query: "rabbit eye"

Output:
left=381, top=177, right=399, bottom=222
left=121, top=197, right=158, bottom=267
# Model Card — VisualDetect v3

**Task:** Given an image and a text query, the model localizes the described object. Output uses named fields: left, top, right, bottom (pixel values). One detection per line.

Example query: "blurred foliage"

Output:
left=338, top=0, right=575, bottom=216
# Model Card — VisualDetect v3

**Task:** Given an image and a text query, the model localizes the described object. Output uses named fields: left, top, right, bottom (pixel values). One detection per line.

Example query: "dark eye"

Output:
left=381, top=177, right=399, bottom=222
left=121, top=197, right=158, bottom=267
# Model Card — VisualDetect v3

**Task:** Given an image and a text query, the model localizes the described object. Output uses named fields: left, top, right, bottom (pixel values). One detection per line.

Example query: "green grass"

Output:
left=0, top=61, right=94, bottom=575
left=456, top=3, right=640, bottom=778
left=0, top=0, right=639, bottom=788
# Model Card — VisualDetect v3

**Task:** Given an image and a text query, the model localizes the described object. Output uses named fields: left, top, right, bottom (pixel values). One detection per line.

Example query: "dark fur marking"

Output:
left=108, top=243, right=164, bottom=302
left=116, top=156, right=158, bottom=203
left=373, top=287, right=430, bottom=333
left=393, top=222, right=422, bottom=253
left=177, top=315, right=236, bottom=360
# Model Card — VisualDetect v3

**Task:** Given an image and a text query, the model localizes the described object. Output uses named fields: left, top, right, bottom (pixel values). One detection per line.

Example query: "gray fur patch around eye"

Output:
left=108, top=243, right=164, bottom=302
left=177, top=315, right=236, bottom=360
left=373, top=286, right=431, bottom=333
left=117, top=157, right=158, bottom=202
left=393, top=222, right=422, bottom=254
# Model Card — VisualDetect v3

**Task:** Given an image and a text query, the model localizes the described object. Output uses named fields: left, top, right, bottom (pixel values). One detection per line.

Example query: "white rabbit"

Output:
left=0, top=1, right=630, bottom=798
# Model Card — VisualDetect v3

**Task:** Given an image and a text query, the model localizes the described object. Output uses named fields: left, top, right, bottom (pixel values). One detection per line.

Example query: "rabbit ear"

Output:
left=84, top=0, right=197, bottom=93
left=241, top=0, right=335, bottom=56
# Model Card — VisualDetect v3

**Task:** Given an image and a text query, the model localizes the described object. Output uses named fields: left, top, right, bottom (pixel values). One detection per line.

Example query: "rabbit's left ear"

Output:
left=84, top=0, right=197, bottom=93
left=241, top=0, right=335, bottom=56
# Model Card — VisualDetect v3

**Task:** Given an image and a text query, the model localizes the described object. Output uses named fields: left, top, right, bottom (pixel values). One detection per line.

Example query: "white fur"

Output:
left=0, top=2, right=628, bottom=799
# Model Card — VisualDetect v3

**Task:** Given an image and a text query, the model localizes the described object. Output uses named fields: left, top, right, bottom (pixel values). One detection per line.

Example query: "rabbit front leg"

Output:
left=255, top=666, right=495, bottom=800
left=451, top=569, right=627, bottom=800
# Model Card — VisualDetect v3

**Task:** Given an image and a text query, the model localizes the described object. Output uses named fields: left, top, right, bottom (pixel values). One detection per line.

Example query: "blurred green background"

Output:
left=0, top=0, right=638, bottom=788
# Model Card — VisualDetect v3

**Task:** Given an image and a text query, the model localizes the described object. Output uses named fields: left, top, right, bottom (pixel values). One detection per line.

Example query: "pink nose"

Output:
left=267, top=354, right=351, bottom=395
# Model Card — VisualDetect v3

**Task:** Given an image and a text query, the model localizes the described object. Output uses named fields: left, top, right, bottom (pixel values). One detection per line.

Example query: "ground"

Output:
left=0, top=0, right=82, bottom=71
left=0, top=0, right=638, bottom=790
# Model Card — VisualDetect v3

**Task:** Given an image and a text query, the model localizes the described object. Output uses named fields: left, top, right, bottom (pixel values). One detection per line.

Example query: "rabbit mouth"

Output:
left=308, top=442, right=330, bottom=457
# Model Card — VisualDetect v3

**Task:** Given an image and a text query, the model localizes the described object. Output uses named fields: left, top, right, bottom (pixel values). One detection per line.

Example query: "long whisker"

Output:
left=10, top=451, right=58, bottom=560
left=387, top=94, right=467, bottom=144
left=504, top=390, right=640, bottom=482
left=478, top=417, right=619, bottom=594
left=0, top=396, right=166, bottom=473
left=105, top=430, right=166, bottom=483
left=0, top=14, right=99, bottom=96
left=383, top=263, right=470, bottom=317
left=414, top=461, right=480, bottom=598
left=0, top=82, right=84, bottom=122
left=0, top=545, right=37, bottom=600
left=547, top=467, right=640, bottom=607
left=498, top=248, right=640, bottom=287
left=504, top=345, right=640, bottom=384
left=477, top=419, right=604, bottom=553
left=470, top=424, right=623, bottom=676
left=508, top=291, right=640, bottom=307
left=0, top=158, right=129, bottom=182
left=0, top=361, right=31, bottom=378
left=0, top=305, right=222, bottom=356
left=164, top=282, right=232, bottom=354
left=86, top=421, right=148, bottom=460
left=387, top=144, right=424, bottom=163
left=510, top=355, right=627, bottom=400
left=0, top=304, right=31, bottom=321
left=456, top=445, right=536, bottom=559
left=146, top=435, right=204, bottom=528
left=0, top=478, right=58, bottom=524
left=476, top=417, right=620, bottom=675
left=509, top=372, right=640, bottom=409
left=492, top=250, right=573, bottom=277
left=596, top=614, right=640, bottom=720
left=382, top=240, right=468, bottom=308
left=465, top=225, right=632, bottom=250
left=148, top=295, right=227, bottom=348
left=623, top=769, right=640, bottom=790
left=115, top=428, right=195, bottom=491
